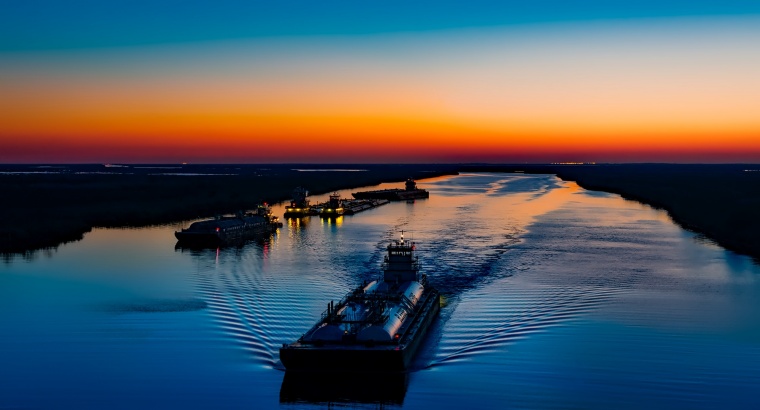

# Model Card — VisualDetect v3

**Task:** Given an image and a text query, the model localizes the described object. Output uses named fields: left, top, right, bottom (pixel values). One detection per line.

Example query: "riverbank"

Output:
left=4, top=163, right=760, bottom=261
left=0, top=164, right=458, bottom=255
left=462, top=164, right=760, bottom=261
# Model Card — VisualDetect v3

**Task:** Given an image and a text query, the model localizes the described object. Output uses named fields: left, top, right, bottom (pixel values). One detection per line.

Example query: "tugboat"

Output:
left=284, top=187, right=318, bottom=218
left=318, top=193, right=345, bottom=218
left=352, top=178, right=429, bottom=201
left=175, top=204, right=281, bottom=247
left=280, top=231, right=440, bottom=372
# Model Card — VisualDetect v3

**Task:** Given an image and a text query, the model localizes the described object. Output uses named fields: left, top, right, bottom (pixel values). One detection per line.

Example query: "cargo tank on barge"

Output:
left=352, top=178, right=429, bottom=201
left=280, top=232, right=440, bottom=372
left=175, top=204, right=281, bottom=247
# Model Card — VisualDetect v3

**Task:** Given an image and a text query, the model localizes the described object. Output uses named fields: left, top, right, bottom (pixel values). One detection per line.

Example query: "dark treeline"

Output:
left=0, top=164, right=457, bottom=255
left=462, top=164, right=760, bottom=260
left=4, top=163, right=760, bottom=261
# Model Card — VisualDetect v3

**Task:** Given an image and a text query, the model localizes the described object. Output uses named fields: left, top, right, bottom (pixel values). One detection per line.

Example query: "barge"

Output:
left=352, top=178, right=429, bottom=201
left=280, top=231, right=440, bottom=372
left=175, top=205, right=281, bottom=247
left=320, top=193, right=389, bottom=217
left=342, top=198, right=390, bottom=215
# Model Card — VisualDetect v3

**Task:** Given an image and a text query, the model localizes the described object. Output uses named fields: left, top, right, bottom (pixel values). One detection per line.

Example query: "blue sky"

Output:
left=3, top=1, right=760, bottom=50
left=3, top=1, right=760, bottom=163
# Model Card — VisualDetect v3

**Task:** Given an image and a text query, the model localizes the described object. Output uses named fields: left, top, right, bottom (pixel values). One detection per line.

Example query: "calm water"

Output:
left=2, top=173, right=759, bottom=409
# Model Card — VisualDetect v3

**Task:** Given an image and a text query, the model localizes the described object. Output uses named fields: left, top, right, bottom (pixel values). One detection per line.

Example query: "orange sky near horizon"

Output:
left=2, top=18, right=759, bottom=163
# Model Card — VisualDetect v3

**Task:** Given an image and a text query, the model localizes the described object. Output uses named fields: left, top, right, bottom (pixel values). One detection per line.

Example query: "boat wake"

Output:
left=185, top=173, right=641, bottom=373
left=397, top=174, right=631, bottom=368
left=189, top=244, right=322, bottom=369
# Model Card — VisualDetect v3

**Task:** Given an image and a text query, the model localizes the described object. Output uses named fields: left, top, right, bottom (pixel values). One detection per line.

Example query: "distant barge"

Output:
left=280, top=232, right=440, bottom=372
left=175, top=205, right=281, bottom=247
left=352, top=178, right=429, bottom=201
left=342, top=198, right=389, bottom=215
left=285, top=188, right=389, bottom=218
left=319, top=193, right=390, bottom=218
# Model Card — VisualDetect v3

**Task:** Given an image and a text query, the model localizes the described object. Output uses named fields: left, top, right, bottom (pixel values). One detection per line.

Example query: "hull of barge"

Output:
left=175, top=223, right=278, bottom=247
left=342, top=199, right=390, bottom=215
left=351, top=189, right=429, bottom=201
left=280, top=290, right=440, bottom=372
left=174, top=232, right=224, bottom=247
left=283, top=210, right=318, bottom=218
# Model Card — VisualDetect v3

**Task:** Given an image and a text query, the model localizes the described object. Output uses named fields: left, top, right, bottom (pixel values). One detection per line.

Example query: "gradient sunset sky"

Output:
left=2, top=1, right=759, bottom=163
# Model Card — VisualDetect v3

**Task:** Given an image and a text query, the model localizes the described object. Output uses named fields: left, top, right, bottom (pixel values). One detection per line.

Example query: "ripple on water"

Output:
left=189, top=237, right=359, bottom=369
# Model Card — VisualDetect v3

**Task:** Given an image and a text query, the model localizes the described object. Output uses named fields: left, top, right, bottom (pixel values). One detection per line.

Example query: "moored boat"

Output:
left=280, top=231, right=440, bottom=372
left=175, top=204, right=281, bottom=247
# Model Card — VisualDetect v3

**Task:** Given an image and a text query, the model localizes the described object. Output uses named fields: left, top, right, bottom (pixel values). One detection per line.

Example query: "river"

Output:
left=2, top=173, right=759, bottom=409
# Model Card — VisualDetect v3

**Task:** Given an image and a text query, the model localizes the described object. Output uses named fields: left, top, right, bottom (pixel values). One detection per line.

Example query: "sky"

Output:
left=1, top=1, right=760, bottom=163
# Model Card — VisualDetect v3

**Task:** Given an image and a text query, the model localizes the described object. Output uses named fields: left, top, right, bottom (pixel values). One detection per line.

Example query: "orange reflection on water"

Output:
left=320, top=216, right=344, bottom=227
left=417, top=173, right=678, bottom=246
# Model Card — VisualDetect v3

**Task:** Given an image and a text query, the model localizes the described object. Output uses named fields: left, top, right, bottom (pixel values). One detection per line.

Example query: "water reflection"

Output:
left=174, top=233, right=278, bottom=252
left=280, top=371, right=409, bottom=405
left=287, top=216, right=311, bottom=230
left=319, top=215, right=344, bottom=227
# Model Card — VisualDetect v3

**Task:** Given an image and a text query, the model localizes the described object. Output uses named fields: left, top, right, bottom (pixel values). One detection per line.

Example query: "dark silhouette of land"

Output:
left=0, top=164, right=457, bottom=255
left=3, top=163, right=760, bottom=262
left=462, top=164, right=760, bottom=260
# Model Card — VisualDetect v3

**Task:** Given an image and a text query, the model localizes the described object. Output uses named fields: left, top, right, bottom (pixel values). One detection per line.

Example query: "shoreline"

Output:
left=0, top=164, right=458, bottom=256
left=3, top=164, right=759, bottom=263
left=461, top=164, right=760, bottom=262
